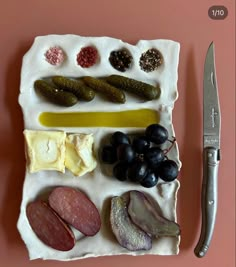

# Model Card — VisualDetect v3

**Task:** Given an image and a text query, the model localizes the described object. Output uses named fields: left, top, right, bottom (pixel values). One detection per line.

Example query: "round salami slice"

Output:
left=26, top=200, right=75, bottom=251
left=48, top=186, right=101, bottom=236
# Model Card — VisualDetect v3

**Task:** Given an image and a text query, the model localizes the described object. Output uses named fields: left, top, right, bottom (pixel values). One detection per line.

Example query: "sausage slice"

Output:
left=26, top=200, right=75, bottom=251
left=48, top=186, right=101, bottom=236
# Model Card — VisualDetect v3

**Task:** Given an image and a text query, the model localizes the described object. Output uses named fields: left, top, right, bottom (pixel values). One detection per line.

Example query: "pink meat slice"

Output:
left=48, top=186, right=101, bottom=236
left=26, top=200, right=75, bottom=251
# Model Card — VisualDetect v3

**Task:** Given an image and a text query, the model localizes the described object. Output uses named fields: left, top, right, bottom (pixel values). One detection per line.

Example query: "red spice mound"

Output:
left=45, top=46, right=65, bottom=66
left=77, top=46, right=98, bottom=68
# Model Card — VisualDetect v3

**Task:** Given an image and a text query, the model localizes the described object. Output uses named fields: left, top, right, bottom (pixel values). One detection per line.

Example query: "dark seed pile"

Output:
left=77, top=46, right=98, bottom=68
left=109, top=49, right=133, bottom=72
left=139, top=48, right=163, bottom=72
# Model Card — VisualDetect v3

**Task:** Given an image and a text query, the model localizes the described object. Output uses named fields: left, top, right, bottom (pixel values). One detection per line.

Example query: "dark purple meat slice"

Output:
left=48, top=186, right=101, bottom=236
left=26, top=200, right=75, bottom=251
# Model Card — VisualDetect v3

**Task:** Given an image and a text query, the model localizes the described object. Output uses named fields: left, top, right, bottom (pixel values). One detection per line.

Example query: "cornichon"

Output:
left=82, top=76, right=126, bottom=104
left=52, top=76, right=95, bottom=101
left=34, top=80, right=78, bottom=107
left=106, top=75, right=160, bottom=100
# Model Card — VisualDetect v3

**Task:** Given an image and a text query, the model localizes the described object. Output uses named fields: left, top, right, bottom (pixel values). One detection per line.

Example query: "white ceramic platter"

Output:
left=17, top=35, right=181, bottom=260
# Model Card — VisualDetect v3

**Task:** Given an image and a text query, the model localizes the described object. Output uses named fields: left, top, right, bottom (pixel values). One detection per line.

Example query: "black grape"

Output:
left=117, top=144, right=136, bottom=163
left=113, top=161, right=129, bottom=181
left=132, top=136, right=150, bottom=153
left=145, top=124, right=168, bottom=145
left=110, top=131, right=130, bottom=147
left=157, top=160, right=179, bottom=182
left=144, top=147, right=165, bottom=169
left=140, top=171, right=159, bottom=188
left=101, top=145, right=117, bottom=164
left=127, top=161, right=148, bottom=182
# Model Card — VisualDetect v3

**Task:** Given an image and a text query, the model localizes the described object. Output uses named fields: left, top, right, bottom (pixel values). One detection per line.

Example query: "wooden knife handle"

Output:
left=194, top=146, right=219, bottom=257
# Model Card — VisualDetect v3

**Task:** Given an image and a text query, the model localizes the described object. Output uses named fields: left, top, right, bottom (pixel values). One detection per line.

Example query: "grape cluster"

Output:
left=101, top=124, right=179, bottom=188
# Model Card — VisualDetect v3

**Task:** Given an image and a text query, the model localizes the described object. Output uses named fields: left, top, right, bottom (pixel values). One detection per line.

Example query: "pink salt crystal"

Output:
left=45, top=46, right=65, bottom=66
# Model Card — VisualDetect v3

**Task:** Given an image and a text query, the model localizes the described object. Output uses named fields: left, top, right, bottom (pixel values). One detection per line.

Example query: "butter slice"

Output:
left=65, top=133, right=97, bottom=176
left=23, top=130, right=66, bottom=173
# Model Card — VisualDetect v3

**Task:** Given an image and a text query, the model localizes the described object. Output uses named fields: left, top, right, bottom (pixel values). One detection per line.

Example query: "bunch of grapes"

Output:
left=101, top=124, right=179, bottom=188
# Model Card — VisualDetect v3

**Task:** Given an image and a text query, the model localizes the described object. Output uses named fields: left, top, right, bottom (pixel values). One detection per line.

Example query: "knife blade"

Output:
left=194, top=42, right=221, bottom=258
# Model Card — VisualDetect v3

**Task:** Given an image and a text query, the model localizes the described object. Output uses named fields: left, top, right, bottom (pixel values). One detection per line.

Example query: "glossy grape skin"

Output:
left=117, top=144, right=136, bottom=163
left=127, top=161, right=148, bottom=182
left=101, top=145, right=117, bottom=164
left=145, top=124, right=168, bottom=145
left=144, top=147, right=165, bottom=169
left=110, top=131, right=130, bottom=147
left=113, top=161, right=129, bottom=181
left=132, top=136, right=150, bottom=154
left=140, top=171, right=159, bottom=188
left=157, top=160, right=179, bottom=182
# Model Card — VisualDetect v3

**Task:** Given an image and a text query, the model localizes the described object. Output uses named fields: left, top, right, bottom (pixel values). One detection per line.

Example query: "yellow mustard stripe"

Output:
left=39, top=109, right=160, bottom=128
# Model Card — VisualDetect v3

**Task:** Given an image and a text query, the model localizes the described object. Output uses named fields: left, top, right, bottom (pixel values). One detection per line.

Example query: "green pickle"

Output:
left=106, top=75, right=160, bottom=100
left=34, top=80, right=78, bottom=107
left=39, top=109, right=160, bottom=128
left=52, top=76, right=95, bottom=101
left=82, top=76, right=126, bottom=103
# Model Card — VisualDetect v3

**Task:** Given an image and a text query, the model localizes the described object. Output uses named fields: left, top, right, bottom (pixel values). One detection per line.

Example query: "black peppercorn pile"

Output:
left=109, top=49, right=133, bottom=72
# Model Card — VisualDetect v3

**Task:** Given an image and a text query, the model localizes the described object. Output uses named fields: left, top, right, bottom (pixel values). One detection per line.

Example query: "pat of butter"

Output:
left=65, top=133, right=97, bottom=176
left=23, top=130, right=66, bottom=173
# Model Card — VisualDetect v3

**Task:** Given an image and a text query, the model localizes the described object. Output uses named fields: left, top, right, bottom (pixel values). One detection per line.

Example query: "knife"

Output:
left=194, top=42, right=221, bottom=258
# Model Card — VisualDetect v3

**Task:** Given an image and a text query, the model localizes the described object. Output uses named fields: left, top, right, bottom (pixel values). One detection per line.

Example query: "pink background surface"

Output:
left=0, top=1, right=235, bottom=266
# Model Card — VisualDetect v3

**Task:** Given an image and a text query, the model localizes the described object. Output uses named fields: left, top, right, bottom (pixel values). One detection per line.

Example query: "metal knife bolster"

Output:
left=194, top=146, right=220, bottom=257
left=203, top=136, right=221, bottom=160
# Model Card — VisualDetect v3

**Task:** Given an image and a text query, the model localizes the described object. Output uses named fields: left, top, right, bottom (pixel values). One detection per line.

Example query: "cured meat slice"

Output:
left=26, top=200, right=75, bottom=251
left=48, top=186, right=101, bottom=236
